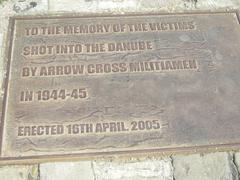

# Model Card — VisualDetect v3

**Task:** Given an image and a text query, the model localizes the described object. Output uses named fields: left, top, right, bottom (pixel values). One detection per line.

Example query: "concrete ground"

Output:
left=1, top=0, right=240, bottom=179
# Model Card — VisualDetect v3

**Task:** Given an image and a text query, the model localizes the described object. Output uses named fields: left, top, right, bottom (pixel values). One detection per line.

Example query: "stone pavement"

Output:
left=1, top=0, right=240, bottom=179
left=1, top=152, right=240, bottom=179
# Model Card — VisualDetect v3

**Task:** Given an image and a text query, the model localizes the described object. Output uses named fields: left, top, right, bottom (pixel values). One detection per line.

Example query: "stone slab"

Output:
left=40, top=161, right=94, bottom=180
left=92, top=158, right=173, bottom=180
left=1, top=12, right=240, bottom=163
left=172, top=152, right=238, bottom=180
left=231, top=152, right=240, bottom=179
left=48, top=0, right=240, bottom=12
left=0, top=164, right=38, bottom=180
left=0, top=0, right=48, bottom=90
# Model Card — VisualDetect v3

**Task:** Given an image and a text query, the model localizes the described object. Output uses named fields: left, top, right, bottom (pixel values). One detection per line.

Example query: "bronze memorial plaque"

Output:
left=1, top=12, right=240, bottom=163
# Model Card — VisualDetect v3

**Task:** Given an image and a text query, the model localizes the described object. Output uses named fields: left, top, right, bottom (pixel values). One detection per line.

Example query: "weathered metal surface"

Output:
left=1, top=12, right=240, bottom=163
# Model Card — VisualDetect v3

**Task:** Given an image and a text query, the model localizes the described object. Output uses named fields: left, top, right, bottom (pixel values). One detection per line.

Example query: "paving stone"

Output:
left=0, top=0, right=48, bottom=16
left=92, top=157, right=173, bottom=180
left=48, top=0, right=179, bottom=12
left=195, top=0, right=240, bottom=10
left=0, top=165, right=39, bottom=180
left=0, top=0, right=48, bottom=89
left=0, top=0, right=48, bottom=33
left=172, top=152, right=238, bottom=180
left=48, top=0, right=131, bottom=12
left=0, top=33, right=4, bottom=85
left=48, top=0, right=240, bottom=12
left=232, top=152, right=240, bottom=179
left=40, top=161, right=95, bottom=180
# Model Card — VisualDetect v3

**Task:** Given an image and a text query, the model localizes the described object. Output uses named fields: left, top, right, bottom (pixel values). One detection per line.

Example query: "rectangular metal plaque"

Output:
left=1, top=12, right=240, bottom=163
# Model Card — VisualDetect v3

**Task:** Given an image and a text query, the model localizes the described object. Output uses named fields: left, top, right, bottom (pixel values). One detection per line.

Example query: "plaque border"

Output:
left=0, top=11, right=240, bottom=164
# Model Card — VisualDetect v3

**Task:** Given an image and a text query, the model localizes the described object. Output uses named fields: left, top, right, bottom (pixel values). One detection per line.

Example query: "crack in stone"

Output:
left=91, top=161, right=97, bottom=180
left=231, top=153, right=239, bottom=180
left=170, top=155, right=176, bottom=180
left=37, top=164, right=40, bottom=180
